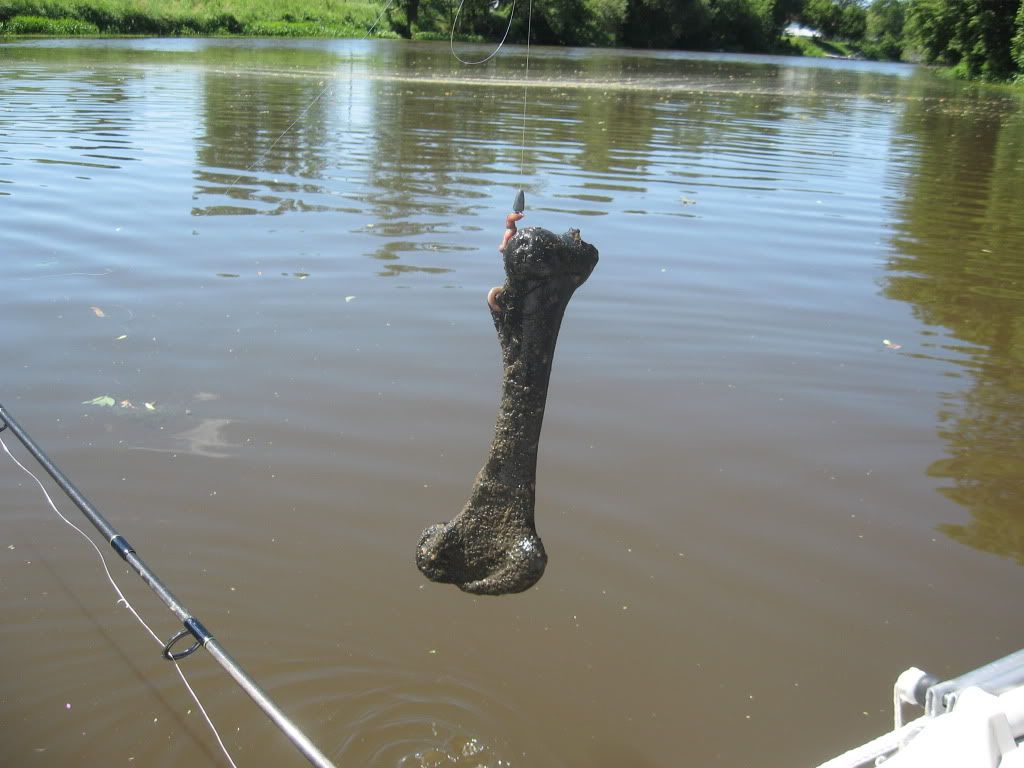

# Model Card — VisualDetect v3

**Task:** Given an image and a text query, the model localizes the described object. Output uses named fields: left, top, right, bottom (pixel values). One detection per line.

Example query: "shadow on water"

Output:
left=884, top=83, right=1024, bottom=564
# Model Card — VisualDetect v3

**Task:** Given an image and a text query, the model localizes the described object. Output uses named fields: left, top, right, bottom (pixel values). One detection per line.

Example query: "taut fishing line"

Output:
left=0, top=432, right=240, bottom=768
left=520, top=0, right=532, bottom=177
left=449, top=0, right=534, bottom=186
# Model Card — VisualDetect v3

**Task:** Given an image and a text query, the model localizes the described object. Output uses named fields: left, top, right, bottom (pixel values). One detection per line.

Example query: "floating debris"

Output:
left=90, top=306, right=105, bottom=317
left=81, top=395, right=158, bottom=411
left=882, top=339, right=902, bottom=350
left=82, top=395, right=116, bottom=407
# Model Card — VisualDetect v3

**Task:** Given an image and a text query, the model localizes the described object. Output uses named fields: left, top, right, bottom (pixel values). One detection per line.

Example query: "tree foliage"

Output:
left=905, top=0, right=1022, bottom=80
left=865, top=0, right=907, bottom=59
left=3, top=0, right=1024, bottom=81
left=799, top=0, right=865, bottom=38
left=1013, top=0, right=1024, bottom=71
left=400, top=0, right=803, bottom=50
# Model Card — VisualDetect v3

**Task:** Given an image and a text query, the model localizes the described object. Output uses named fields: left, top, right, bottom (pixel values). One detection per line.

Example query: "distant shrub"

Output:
left=243, top=19, right=371, bottom=36
left=244, top=19, right=323, bottom=35
left=1, top=14, right=99, bottom=33
left=411, top=29, right=447, bottom=40
left=860, top=35, right=902, bottom=61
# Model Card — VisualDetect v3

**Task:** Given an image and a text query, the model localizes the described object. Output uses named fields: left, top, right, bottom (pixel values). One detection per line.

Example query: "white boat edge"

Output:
left=817, top=649, right=1024, bottom=768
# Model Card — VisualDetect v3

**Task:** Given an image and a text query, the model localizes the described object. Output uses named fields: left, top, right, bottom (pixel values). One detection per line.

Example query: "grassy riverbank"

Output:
left=782, top=34, right=867, bottom=60
left=0, top=0, right=393, bottom=37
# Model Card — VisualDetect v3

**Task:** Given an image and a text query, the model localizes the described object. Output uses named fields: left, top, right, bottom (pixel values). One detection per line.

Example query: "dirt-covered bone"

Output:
left=416, top=226, right=598, bottom=595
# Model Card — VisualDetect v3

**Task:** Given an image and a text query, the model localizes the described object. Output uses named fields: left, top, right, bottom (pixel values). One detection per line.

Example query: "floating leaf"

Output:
left=90, top=306, right=106, bottom=317
left=83, top=396, right=116, bottom=407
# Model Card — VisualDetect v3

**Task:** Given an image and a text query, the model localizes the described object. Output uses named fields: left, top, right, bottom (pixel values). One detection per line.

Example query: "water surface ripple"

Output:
left=1, top=38, right=1022, bottom=768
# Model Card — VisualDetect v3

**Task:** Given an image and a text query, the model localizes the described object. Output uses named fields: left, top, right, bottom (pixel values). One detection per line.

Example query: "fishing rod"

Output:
left=0, top=403, right=338, bottom=768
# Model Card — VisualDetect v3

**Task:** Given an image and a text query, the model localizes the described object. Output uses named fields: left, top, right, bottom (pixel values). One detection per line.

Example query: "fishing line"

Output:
left=448, top=0, right=533, bottom=182
left=449, top=0, right=518, bottom=65
left=520, top=0, right=532, bottom=177
left=0, top=432, right=239, bottom=768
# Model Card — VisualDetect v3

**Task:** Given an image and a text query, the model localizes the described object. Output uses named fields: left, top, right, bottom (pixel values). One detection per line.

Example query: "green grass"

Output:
left=782, top=34, right=866, bottom=60
left=0, top=0, right=392, bottom=37
left=2, top=13, right=98, bottom=32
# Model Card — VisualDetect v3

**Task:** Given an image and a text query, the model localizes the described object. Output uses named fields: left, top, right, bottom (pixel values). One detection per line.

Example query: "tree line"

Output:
left=396, top=0, right=1024, bottom=80
left=1, top=0, right=1021, bottom=80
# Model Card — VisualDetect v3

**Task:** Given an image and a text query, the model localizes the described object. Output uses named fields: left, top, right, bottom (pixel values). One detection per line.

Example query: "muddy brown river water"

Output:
left=1, top=37, right=1022, bottom=768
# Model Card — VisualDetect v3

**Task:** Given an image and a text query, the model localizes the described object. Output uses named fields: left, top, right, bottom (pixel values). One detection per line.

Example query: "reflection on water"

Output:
left=885, top=88, right=1024, bottom=564
left=129, top=417, right=237, bottom=458
left=2, top=37, right=1023, bottom=768
left=195, top=56, right=336, bottom=216
left=1, top=58, right=143, bottom=179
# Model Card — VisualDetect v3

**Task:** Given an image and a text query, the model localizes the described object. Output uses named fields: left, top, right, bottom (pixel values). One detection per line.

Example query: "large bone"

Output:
left=416, top=226, right=598, bottom=595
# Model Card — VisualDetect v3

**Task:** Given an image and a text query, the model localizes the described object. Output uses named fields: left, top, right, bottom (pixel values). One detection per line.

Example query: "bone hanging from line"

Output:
left=416, top=225, right=598, bottom=595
